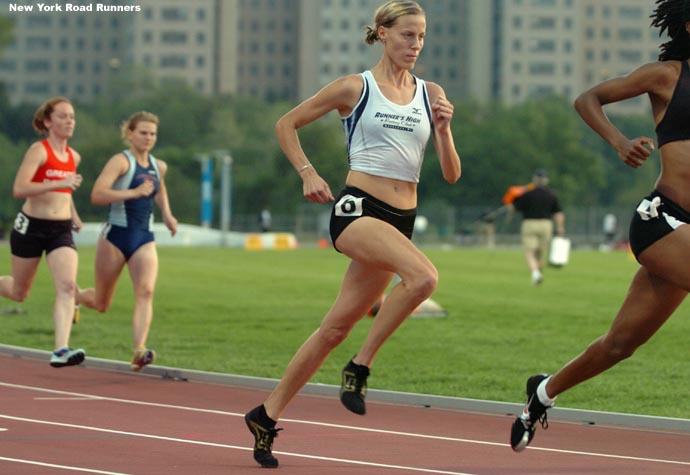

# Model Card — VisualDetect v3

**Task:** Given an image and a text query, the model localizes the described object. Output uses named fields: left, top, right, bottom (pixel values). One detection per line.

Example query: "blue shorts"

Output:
left=10, top=211, right=75, bottom=258
left=629, top=190, right=688, bottom=261
left=329, top=186, right=416, bottom=253
left=101, top=223, right=154, bottom=261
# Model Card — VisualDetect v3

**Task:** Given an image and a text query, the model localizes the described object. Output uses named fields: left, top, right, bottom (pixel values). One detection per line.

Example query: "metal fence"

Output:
left=229, top=203, right=633, bottom=249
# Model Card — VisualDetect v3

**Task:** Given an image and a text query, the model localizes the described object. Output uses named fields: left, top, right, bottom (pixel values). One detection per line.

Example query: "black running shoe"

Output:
left=245, top=406, right=283, bottom=468
left=49, top=347, right=85, bottom=368
left=510, top=374, right=553, bottom=452
left=340, top=358, right=370, bottom=415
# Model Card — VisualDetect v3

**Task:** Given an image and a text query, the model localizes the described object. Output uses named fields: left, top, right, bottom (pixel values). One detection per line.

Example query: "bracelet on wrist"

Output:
left=298, top=163, right=312, bottom=174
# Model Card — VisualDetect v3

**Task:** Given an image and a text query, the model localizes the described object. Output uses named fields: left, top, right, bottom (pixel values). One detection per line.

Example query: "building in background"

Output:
left=0, top=0, right=661, bottom=115
left=493, top=0, right=660, bottom=115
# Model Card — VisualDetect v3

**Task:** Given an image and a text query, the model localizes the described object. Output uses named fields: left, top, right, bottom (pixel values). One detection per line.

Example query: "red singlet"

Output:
left=31, top=139, right=76, bottom=194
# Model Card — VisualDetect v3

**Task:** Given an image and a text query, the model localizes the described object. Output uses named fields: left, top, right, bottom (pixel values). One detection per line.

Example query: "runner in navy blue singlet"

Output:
left=77, top=111, right=177, bottom=372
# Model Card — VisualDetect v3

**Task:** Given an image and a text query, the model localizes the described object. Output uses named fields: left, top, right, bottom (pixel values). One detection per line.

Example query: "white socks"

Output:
left=531, top=270, right=542, bottom=285
left=537, top=376, right=557, bottom=407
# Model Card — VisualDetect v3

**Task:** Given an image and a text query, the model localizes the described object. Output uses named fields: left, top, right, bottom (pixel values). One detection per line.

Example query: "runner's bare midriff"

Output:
left=346, top=170, right=417, bottom=209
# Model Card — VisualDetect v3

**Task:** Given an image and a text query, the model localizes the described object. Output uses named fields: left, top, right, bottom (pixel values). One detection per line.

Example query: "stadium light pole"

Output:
left=198, top=153, right=213, bottom=228
left=217, top=150, right=233, bottom=247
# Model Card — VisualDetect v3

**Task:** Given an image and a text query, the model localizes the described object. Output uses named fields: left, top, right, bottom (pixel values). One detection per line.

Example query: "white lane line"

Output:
left=1, top=381, right=689, bottom=467
left=0, top=414, right=476, bottom=475
left=0, top=456, right=134, bottom=474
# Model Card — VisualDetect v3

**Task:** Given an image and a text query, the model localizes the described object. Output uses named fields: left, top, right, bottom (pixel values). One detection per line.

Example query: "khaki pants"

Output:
left=521, top=219, right=553, bottom=264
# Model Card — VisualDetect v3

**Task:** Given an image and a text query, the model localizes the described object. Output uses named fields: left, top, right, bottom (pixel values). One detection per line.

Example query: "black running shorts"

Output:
left=10, top=211, right=76, bottom=258
left=329, top=186, right=416, bottom=253
left=629, top=190, right=688, bottom=261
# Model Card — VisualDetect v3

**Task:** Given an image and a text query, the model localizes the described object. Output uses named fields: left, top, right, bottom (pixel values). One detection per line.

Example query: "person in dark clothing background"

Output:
left=509, top=169, right=565, bottom=284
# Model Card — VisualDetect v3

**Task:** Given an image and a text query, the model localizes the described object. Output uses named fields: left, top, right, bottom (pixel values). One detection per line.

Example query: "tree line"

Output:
left=0, top=78, right=659, bottom=230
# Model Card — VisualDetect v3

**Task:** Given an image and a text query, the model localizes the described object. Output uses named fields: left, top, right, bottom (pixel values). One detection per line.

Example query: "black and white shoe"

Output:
left=510, top=374, right=553, bottom=452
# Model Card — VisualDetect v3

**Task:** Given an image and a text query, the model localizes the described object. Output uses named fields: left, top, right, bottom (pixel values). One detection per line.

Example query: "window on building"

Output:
left=529, top=39, right=555, bottom=53
left=529, top=62, right=555, bottom=75
left=0, top=60, right=17, bottom=71
left=25, top=82, right=50, bottom=94
left=619, top=28, right=642, bottom=41
left=26, top=15, right=51, bottom=28
left=619, top=6, right=643, bottom=19
left=530, top=17, right=556, bottom=29
left=161, top=7, right=188, bottom=21
left=161, top=31, right=188, bottom=44
left=160, top=55, right=188, bottom=68
left=619, top=50, right=642, bottom=62
left=26, top=36, right=51, bottom=49
left=528, top=84, right=554, bottom=97
left=531, top=0, right=555, bottom=6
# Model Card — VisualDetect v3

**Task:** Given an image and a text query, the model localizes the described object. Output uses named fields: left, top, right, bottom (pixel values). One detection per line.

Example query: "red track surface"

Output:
left=1, top=354, right=689, bottom=475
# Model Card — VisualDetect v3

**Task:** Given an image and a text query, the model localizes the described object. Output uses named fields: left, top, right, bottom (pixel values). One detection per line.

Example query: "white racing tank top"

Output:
left=341, top=70, right=433, bottom=183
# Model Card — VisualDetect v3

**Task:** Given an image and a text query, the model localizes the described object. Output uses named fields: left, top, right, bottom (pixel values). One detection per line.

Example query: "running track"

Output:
left=1, top=347, right=689, bottom=474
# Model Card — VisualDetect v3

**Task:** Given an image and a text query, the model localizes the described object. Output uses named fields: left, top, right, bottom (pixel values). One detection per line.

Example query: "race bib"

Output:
left=13, top=212, right=29, bottom=235
left=335, top=194, right=364, bottom=217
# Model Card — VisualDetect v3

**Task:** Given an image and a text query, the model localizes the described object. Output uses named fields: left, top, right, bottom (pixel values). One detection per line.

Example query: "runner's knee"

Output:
left=316, top=325, right=352, bottom=348
left=405, top=267, right=438, bottom=303
left=600, top=333, right=638, bottom=362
